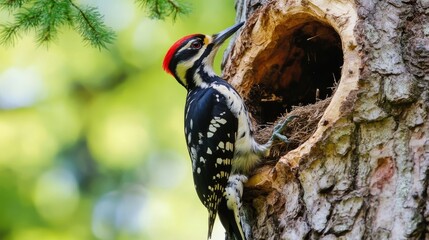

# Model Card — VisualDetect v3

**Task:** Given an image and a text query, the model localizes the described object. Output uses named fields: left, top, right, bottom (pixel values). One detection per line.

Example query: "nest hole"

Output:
left=248, top=19, right=343, bottom=124
left=247, top=18, right=344, bottom=157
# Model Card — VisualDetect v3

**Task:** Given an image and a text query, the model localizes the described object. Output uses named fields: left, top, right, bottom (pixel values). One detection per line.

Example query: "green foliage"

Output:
left=0, top=0, right=191, bottom=48
left=0, top=1, right=235, bottom=239
left=0, top=0, right=30, bottom=9
left=0, top=0, right=114, bottom=48
left=136, top=0, right=191, bottom=20
left=68, top=3, right=115, bottom=49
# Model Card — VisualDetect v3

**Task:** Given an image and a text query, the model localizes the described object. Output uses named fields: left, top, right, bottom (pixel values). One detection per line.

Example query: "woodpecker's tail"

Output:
left=218, top=175, right=249, bottom=240
left=207, top=210, right=217, bottom=239
left=218, top=199, right=245, bottom=240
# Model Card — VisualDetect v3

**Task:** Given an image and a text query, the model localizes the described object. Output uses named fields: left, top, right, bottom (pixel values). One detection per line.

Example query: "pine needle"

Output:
left=0, top=0, right=191, bottom=47
left=68, top=2, right=115, bottom=49
left=136, top=0, right=191, bottom=20
left=0, top=0, right=30, bottom=10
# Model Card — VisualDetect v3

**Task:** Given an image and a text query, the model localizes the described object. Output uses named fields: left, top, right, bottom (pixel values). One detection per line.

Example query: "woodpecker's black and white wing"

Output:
left=185, top=87, right=237, bottom=239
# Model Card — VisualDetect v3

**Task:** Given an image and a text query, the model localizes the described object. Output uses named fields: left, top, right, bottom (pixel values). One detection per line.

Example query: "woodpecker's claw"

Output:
left=271, top=115, right=298, bottom=143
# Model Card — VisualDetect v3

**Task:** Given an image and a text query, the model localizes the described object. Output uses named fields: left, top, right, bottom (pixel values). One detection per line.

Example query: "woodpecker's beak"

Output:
left=212, top=22, right=244, bottom=47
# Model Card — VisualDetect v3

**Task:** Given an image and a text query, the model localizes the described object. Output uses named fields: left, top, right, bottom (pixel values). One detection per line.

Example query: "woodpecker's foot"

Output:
left=271, top=115, right=298, bottom=143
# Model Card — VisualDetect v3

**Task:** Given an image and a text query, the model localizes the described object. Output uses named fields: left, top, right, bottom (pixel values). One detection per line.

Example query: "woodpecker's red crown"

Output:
left=163, top=34, right=198, bottom=75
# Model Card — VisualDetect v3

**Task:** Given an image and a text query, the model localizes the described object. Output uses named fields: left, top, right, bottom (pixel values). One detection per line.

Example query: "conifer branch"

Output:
left=136, top=0, right=190, bottom=20
left=68, top=0, right=114, bottom=49
left=0, top=0, right=30, bottom=9
left=0, top=0, right=190, bottom=48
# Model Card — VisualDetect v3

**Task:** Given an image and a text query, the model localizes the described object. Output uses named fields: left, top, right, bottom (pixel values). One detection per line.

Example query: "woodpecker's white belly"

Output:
left=212, top=84, right=261, bottom=174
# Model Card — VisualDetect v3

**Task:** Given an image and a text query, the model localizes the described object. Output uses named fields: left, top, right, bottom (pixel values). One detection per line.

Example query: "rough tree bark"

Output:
left=222, top=0, right=429, bottom=239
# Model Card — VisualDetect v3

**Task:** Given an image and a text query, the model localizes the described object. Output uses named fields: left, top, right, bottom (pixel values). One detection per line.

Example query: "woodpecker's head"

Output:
left=163, top=22, right=244, bottom=89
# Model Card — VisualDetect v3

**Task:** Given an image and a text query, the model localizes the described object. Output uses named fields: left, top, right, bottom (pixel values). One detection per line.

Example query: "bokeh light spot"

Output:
left=0, top=67, right=44, bottom=109
left=33, top=168, right=79, bottom=223
left=92, top=186, right=148, bottom=239
left=89, top=110, right=150, bottom=169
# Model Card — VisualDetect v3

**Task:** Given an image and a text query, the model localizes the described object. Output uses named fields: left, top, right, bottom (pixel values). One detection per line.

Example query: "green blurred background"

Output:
left=0, top=1, right=236, bottom=239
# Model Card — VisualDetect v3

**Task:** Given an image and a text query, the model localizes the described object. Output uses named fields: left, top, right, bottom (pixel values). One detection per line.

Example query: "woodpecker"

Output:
left=163, top=22, right=293, bottom=240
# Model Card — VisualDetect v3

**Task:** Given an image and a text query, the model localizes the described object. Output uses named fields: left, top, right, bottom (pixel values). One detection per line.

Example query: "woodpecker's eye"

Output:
left=190, top=40, right=203, bottom=49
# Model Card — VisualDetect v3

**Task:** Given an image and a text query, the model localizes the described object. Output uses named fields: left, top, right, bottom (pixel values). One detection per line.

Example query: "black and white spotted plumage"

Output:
left=185, top=83, right=237, bottom=238
left=163, top=22, right=287, bottom=240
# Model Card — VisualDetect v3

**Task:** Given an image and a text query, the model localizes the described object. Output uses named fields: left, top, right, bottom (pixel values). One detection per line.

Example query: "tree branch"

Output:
left=0, top=0, right=190, bottom=47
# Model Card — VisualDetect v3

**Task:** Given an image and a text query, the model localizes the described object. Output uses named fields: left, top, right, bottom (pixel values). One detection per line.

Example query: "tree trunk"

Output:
left=222, top=0, right=429, bottom=239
